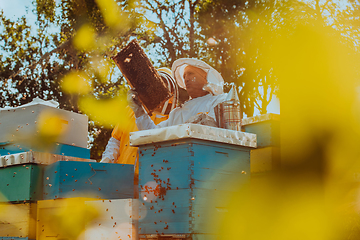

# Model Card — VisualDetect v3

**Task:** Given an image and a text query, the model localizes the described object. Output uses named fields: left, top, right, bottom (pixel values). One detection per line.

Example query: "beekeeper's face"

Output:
left=183, top=65, right=208, bottom=98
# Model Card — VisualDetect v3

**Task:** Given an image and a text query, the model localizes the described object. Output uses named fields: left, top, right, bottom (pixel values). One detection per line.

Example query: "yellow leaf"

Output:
left=95, top=0, right=130, bottom=31
left=73, top=24, right=96, bottom=51
left=78, top=95, right=130, bottom=128
left=37, top=110, right=68, bottom=140
left=90, top=58, right=111, bottom=83
left=61, top=71, right=91, bottom=94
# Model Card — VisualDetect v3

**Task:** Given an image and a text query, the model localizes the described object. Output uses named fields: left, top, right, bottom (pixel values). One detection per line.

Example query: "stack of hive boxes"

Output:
left=0, top=102, right=90, bottom=158
left=130, top=124, right=257, bottom=240
left=242, top=113, right=281, bottom=175
left=0, top=103, right=136, bottom=240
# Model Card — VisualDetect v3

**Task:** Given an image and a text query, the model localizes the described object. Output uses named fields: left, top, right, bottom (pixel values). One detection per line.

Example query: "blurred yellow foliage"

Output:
left=218, top=16, right=360, bottom=240
left=37, top=110, right=67, bottom=141
left=90, top=57, right=111, bottom=83
left=0, top=192, right=7, bottom=202
left=78, top=95, right=130, bottom=128
left=73, top=24, right=96, bottom=51
left=61, top=71, right=91, bottom=94
left=0, top=202, right=36, bottom=239
left=95, top=0, right=130, bottom=31
left=37, top=198, right=99, bottom=240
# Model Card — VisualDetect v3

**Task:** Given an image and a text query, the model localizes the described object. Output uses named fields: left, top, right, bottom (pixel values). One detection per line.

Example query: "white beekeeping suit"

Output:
left=135, top=58, right=227, bottom=130
left=101, top=68, right=179, bottom=163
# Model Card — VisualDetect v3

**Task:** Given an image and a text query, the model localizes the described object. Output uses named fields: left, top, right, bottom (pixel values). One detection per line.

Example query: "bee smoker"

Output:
left=214, top=84, right=242, bottom=131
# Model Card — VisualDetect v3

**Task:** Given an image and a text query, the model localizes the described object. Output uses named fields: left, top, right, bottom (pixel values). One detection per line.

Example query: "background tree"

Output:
left=1, top=0, right=359, bottom=160
left=0, top=0, right=146, bottom=160
left=141, top=0, right=282, bottom=117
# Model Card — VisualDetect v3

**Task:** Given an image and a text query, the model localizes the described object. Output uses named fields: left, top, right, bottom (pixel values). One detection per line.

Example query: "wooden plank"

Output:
left=0, top=202, right=36, bottom=239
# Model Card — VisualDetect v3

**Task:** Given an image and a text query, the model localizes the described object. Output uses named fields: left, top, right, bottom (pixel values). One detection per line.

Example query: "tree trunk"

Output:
left=189, top=0, right=198, bottom=58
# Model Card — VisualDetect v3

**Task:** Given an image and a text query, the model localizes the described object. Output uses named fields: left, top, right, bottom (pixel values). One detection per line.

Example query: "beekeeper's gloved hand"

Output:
left=127, top=89, right=146, bottom=117
left=100, top=137, right=120, bottom=163
left=185, top=112, right=217, bottom=127
left=100, top=157, right=113, bottom=163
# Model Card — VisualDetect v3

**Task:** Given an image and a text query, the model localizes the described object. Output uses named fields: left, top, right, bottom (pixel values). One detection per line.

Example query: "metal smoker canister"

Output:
left=214, top=84, right=242, bottom=131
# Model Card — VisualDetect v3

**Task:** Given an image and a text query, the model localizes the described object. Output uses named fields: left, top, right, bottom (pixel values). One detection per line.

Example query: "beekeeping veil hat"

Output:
left=156, top=67, right=179, bottom=115
left=171, top=58, right=224, bottom=96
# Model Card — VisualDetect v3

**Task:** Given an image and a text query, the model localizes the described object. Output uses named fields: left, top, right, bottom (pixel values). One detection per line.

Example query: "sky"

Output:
left=0, top=0, right=35, bottom=21
left=0, top=0, right=280, bottom=116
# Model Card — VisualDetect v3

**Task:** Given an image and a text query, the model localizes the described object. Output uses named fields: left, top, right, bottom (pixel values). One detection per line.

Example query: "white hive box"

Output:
left=0, top=102, right=88, bottom=148
left=36, top=198, right=138, bottom=240
left=84, top=199, right=138, bottom=240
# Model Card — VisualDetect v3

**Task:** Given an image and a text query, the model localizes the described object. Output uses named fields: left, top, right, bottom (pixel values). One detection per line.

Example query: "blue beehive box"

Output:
left=0, top=164, right=43, bottom=202
left=243, top=113, right=280, bottom=148
left=130, top=124, right=256, bottom=238
left=43, top=161, right=134, bottom=200
left=0, top=142, right=90, bottom=159
left=0, top=238, right=33, bottom=240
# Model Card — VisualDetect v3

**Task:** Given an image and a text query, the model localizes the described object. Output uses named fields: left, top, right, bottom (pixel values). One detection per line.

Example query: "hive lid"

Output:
left=130, top=123, right=257, bottom=147
left=0, top=151, right=95, bottom=168
left=0, top=97, right=59, bottom=111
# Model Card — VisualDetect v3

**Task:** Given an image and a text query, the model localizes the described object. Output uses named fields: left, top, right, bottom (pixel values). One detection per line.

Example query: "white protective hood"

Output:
left=171, top=58, right=224, bottom=96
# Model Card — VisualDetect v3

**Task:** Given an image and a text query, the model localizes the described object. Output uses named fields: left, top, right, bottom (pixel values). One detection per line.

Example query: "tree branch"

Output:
left=320, top=0, right=331, bottom=14
left=9, top=38, right=72, bottom=84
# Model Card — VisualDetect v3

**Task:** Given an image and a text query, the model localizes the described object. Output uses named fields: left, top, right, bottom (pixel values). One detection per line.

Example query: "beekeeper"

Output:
left=129, top=58, right=227, bottom=130
left=101, top=68, right=179, bottom=164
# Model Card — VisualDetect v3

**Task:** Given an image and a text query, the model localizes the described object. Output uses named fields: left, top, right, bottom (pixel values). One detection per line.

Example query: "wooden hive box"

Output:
left=36, top=198, right=137, bottom=240
left=36, top=198, right=95, bottom=240
left=112, top=39, right=172, bottom=115
left=43, top=161, right=134, bottom=200
left=0, top=202, right=36, bottom=239
left=0, top=164, right=43, bottom=202
left=130, top=124, right=256, bottom=239
left=0, top=104, right=88, bottom=149
left=242, top=113, right=280, bottom=148
left=84, top=199, right=138, bottom=240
